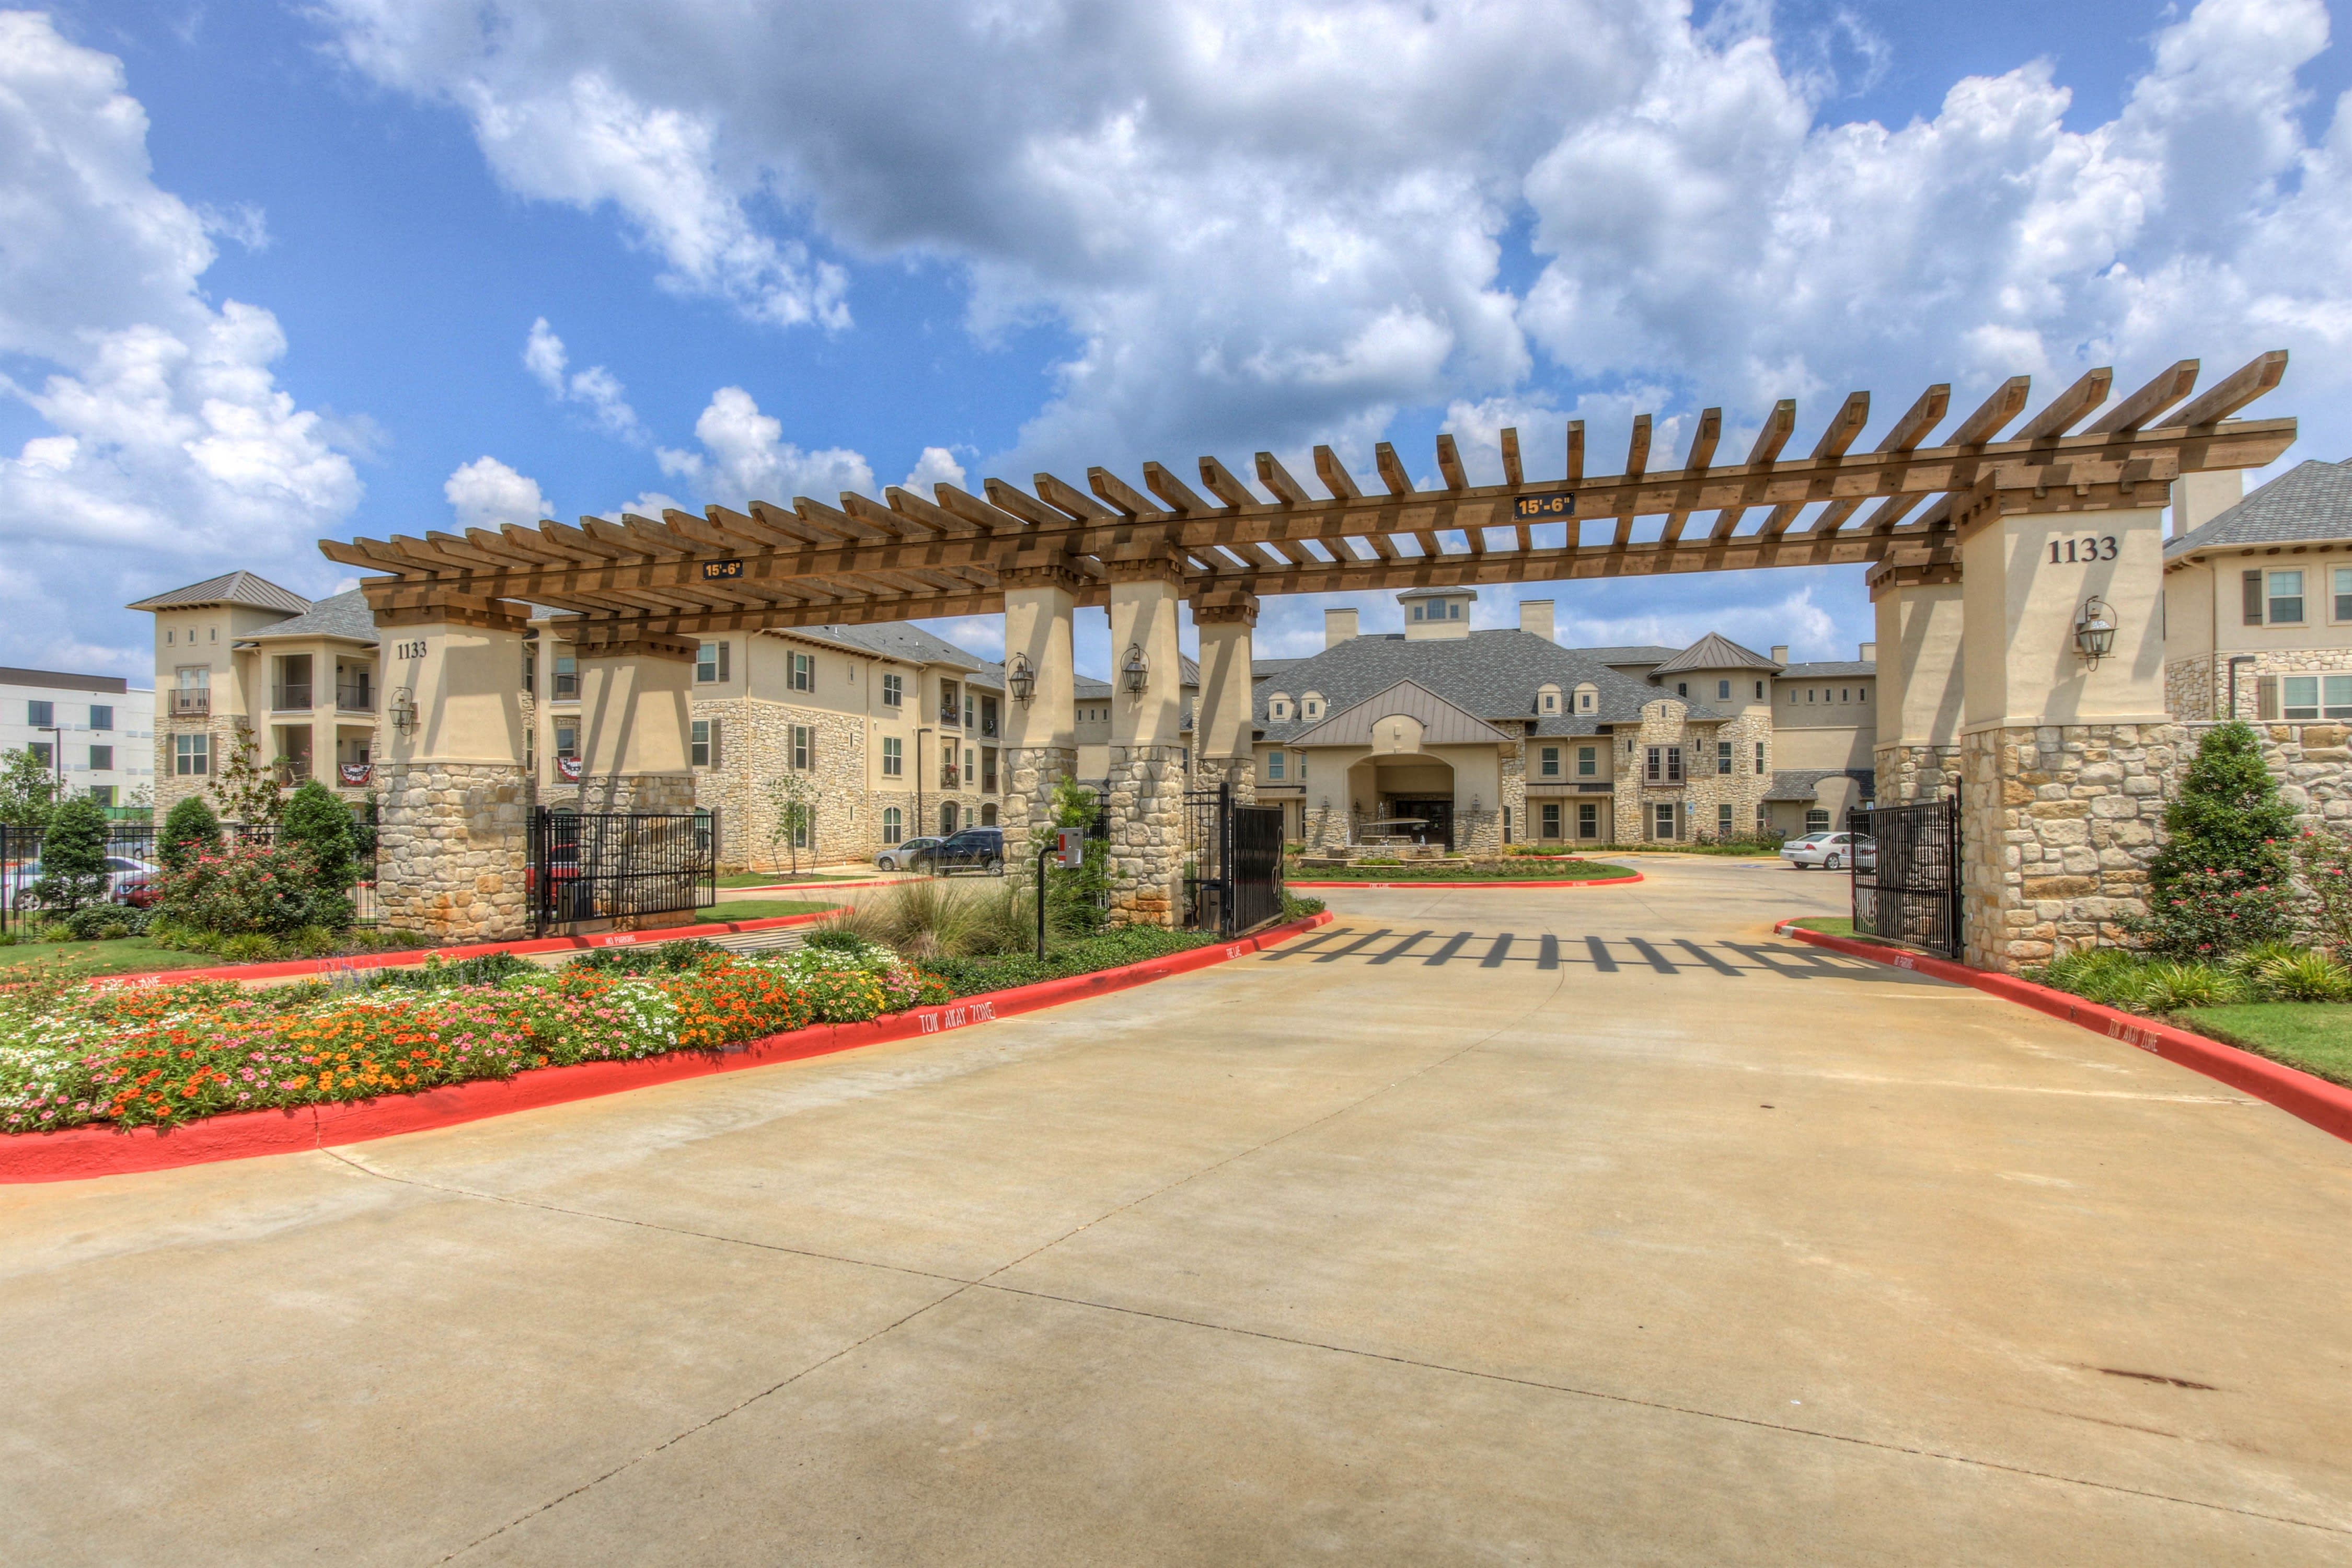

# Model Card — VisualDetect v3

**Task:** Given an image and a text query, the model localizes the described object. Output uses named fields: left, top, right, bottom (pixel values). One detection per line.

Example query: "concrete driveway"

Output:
left=4, top=857, right=2349, bottom=1565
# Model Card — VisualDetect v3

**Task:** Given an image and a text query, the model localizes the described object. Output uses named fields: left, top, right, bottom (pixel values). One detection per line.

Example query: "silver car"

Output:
left=873, top=836, right=944, bottom=872
left=1780, top=832, right=1875, bottom=871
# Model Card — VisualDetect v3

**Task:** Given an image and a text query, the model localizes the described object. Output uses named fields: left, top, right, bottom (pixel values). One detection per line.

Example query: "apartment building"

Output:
left=2163, top=459, right=2352, bottom=722
left=0, top=667, right=156, bottom=810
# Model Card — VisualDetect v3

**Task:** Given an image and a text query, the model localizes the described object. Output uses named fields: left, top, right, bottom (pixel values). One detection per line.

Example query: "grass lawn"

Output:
left=696, top=899, right=838, bottom=923
left=1289, top=859, right=1636, bottom=882
left=0, top=937, right=222, bottom=977
left=1787, top=917, right=1855, bottom=936
left=717, top=871, right=868, bottom=887
left=2179, top=1004, right=2352, bottom=1088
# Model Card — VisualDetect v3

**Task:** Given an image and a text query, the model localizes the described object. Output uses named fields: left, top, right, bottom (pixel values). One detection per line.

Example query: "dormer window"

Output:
left=1574, top=684, right=1597, bottom=714
left=1270, top=693, right=1292, bottom=721
left=1302, top=692, right=1323, bottom=719
left=1537, top=683, right=1562, bottom=716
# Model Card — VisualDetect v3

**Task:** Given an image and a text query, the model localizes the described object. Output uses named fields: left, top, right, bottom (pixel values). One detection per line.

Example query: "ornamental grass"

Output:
left=0, top=940, right=949, bottom=1136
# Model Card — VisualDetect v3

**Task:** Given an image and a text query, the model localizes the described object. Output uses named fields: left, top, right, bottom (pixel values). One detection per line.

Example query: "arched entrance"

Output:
left=1356, top=754, right=1457, bottom=849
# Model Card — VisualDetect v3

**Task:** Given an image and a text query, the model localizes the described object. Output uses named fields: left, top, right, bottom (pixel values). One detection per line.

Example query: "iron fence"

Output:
left=1850, top=795, right=1962, bottom=960
left=528, top=807, right=717, bottom=936
left=1184, top=782, right=1286, bottom=937
left=0, top=815, right=376, bottom=935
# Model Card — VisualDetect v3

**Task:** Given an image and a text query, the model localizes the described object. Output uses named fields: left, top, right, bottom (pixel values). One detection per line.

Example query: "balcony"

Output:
left=273, top=757, right=314, bottom=786
left=940, top=763, right=962, bottom=789
left=171, top=689, right=210, bottom=717
left=552, top=673, right=580, bottom=701
left=938, top=706, right=961, bottom=728
left=272, top=684, right=314, bottom=712
left=335, top=682, right=375, bottom=712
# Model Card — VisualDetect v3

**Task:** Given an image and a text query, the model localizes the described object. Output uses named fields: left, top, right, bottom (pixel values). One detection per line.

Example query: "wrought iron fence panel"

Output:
left=1230, top=804, right=1286, bottom=935
left=1184, top=784, right=1230, bottom=933
left=529, top=807, right=716, bottom=936
left=1850, top=796, right=1962, bottom=960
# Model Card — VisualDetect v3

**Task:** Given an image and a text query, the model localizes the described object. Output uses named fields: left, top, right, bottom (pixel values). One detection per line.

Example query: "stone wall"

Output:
left=2216, top=720, right=2352, bottom=828
left=153, top=712, right=249, bottom=824
left=2166, top=649, right=2352, bottom=723
left=1498, top=743, right=1526, bottom=848
left=2163, top=653, right=2217, bottom=721
left=1876, top=742, right=1962, bottom=803
left=375, top=760, right=531, bottom=942
left=1002, top=743, right=1078, bottom=869
left=576, top=771, right=698, bottom=815
left=1191, top=755, right=1258, bottom=805
left=1103, top=744, right=1185, bottom=926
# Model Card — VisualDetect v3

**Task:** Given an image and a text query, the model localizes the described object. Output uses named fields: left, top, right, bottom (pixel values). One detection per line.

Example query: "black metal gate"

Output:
left=1185, top=783, right=1285, bottom=937
left=529, top=807, right=717, bottom=936
left=1850, top=795, right=1962, bottom=960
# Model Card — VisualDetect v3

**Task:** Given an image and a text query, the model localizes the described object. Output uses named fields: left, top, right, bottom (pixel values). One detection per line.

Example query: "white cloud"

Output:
left=902, top=446, right=967, bottom=493
left=0, top=13, right=361, bottom=669
left=444, top=456, right=550, bottom=529
left=523, top=317, right=646, bottom=442
left=654, top=386, right=876, bottom=507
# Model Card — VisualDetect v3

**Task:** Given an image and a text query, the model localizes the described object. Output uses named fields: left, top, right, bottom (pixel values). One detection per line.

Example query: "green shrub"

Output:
left=564, top=938, right=728, bottom=975
left=2149, top=721, right=2295, bottom=906
left=921, top=926, right=1219, bottom=997
left=31, top=796, right=111, bottom=914
left=63, top=905, right=140, bottom=941
left=2293, top=827, right=2352, bottom=961
left=159, top=840, right=352, bottom=937
left=2252, top=948, right=2352, bottom=1003
left=1280, top=893, right=1326, bottom=920
left=279, top=780, right=359, bottom=891
left=371, top=951, right=535, bottom=991
left=2137, top=961, right=2249, bottom=1012
left=801, top=927, right=868, bottom=953
left=213, top=932, right=280, bottom=963
left=2042, top=947, right=2151, bottom=1009
left=158, top=795, right=224, bottom=872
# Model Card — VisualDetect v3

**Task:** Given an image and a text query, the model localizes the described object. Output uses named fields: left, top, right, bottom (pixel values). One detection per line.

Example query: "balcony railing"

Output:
left=272, top=684, right=313, bottom=712
left=335, top=682, right=375, bottom=712
left=939, top=706, right=961, bottom=727
left=171, top=689, right=210, bottom=717
left=273, top=758, right=313, bottom=786
left=940, top=763, right=962, bottom=789
left=552, top=673, right=580, bottom=700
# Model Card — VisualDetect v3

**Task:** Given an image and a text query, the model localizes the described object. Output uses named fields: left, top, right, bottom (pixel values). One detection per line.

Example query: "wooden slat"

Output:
left=1624, top=414, right=1653, bottom=481
left=1197, top=456, right=1259, bottom=510
left=1499, top=427, right=1523, bottom=487
left=840, top=492, right=920, bottom=540
left=1087, top=467, right=1154, bottom=517
left=934, top=483, right=1035, bottom=534
left=1874, top=385, right=1950, bottom=453
left=2173, top=349, right=2288, bottom=426
left=1565, top=420, right=1585, bottom=481
left=1657, top=409, right=1723, bottom=545
left=1707, top=399, right=1795, bottom=541
left=1143, top=461, right=1211, bottom=515
left=1760, top=395, right=1869, bottom=540
left=1037, top=471, right=1114, bottom=520
left=981, top=479, right=1067, bottom=528
left=740, top=502, right=829, bottom=546
left=1950, top=375, right=2032, bottom=445
left=1255, top=452, right=1312, bottom=507
left=2084, top=361, right=2197, bottom=435
left=795, top=495, right=891, bottom=541
left=1314, top=445, right=1362, bottom=500
left=884, top=487, right=983, bottom=537
left=1373, top=442, right=1414, bottom=496
left=2017, top=367, right=2114, bottom=440
left=1435, top=434, right=1469, bottom=492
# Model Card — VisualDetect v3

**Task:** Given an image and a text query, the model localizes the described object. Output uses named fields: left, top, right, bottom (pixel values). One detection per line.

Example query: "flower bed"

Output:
left=0, top=939, right=947, bottom=1136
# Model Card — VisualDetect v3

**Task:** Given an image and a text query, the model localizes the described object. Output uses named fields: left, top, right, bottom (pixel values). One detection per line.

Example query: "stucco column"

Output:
left=373, top=606, right=532, bottom=942
left=1191, top=591, right=1258, bottom=804
left=574, top=636, right=698, bottom=814
left=1105, top=557, right=1186, bottom=927
left=1000, top=565, right=1085, bottom=872
left=1956, top=498, right=2177, bottom=971
left=1869, top=560, right=1966, bottom=803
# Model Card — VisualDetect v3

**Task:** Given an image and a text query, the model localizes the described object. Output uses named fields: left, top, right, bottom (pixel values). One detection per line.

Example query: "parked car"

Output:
left=926, top=826, right=1006, bottom=876
left=2, top=854, right=164, bottom=908
left=1780, top=832, right=1876, bottom=871
left=874, top=836, right=944, bottom=872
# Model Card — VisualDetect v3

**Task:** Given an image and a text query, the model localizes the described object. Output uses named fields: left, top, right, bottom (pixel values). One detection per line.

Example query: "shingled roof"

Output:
left=125, top=571, right=310, bottom=616
left=2167, top=458, right=2352, bottom=556
left=240, top=589, right=378, bottom=643
left=768, top=622, right=984, bottom=670
left=1650, top=633, right=1782, bottom=676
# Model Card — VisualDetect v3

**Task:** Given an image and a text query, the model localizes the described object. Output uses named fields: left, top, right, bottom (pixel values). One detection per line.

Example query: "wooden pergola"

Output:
left=323, top=351, right=2297, bottom=649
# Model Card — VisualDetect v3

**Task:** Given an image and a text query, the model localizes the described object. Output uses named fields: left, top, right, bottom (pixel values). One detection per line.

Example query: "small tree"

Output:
left=1042, top=776, right=1108, bottom=934
left=280, top=780, right=357, bottom=891
left=31, top=795, right=110, bottom=915
left=206, top=724, right=284, bottom=825
left=159, top=794, right=224, bottom=872
left=764, top=772, right=817, bottom=874
left=2151, top=722, right=2297, bottom=894
left=0, top=745, right=60, bottom=832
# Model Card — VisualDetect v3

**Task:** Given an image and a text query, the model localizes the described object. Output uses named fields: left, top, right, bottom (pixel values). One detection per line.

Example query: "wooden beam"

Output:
left=884, top=486, right=985, bottom=537
left=1255, top=451, right=1312, bottom=507
left=981, top=478, right=1067, bottom=528
left=1036, top=471, right=1113, bottom=521
left=1624, top=414, right=1653, bottom=481
left=1950, top=375, right=2032, bottom=446
left=1373, top=442, right=1414, bottom=497
left=2084, top=360, right=2198, bottom=435
left=1658, top=408, right=1722, bottom=544
left=2173, top=349, right=2288, bottom=426
left=741, top=502, right=828, bottom=546
left=2016, top=367, right=2114, bottom=441
left=1565, top=420, right=1584, bottom=481
left=1314, top=445, right=1362, bottom=500
left=1143, top=461, right=1212, bottom=515
left=1874, top=384, right=1950, bottom=453
left=1197, top=456, right=1259, bottom=510
left=933, top=483, right=1036, bottom=534
left=1707, top=399, right=1795, bottom=541
left=1435, top=434, right=1469, bottom=492
left=1499, top=427, right=1523, bottom=487
left=1086, top=467, right=1154, bottom=517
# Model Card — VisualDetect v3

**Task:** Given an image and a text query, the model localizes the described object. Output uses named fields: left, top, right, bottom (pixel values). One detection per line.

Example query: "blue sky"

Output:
left=6, top=0, right=2350, bottom=684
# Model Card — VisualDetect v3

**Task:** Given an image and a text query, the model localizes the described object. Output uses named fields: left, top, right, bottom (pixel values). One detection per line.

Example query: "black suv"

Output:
left=924, top=826, right=1005, bottom=875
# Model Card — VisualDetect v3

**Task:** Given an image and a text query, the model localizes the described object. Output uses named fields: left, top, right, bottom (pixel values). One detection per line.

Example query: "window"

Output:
left=2281, top=676, right=2352, bottom=720
left=1755, top=681, right=1765, bottom=699
left=789, top=651, right=813, bottom=691
left=882, top=672, right=903, bottom=708
left=1676, top=682, right=1688, bottom=697
left=27, top=699, right=52, bottom=728
left=1718, top=679, right=1731, bottom=699
left=1755, top=741, right=1766, bottom=775
left=940, top=803, right=958, bottom=835
left=1303, top=694, right=1322, bottom=718
left=89, top=705, right=112, bottom=731
left=1541, top=802, right=1561, bottom=838
left=1717, top=803, right=1734, bottom=836
left=1576, top=686, right=1596, bottom=714
left=1645, top=745, right=1682, bottom=783
left=981, top=803, right=998, bottom=826
left=1786, top=689, right=1796, bottom=704
left=981, top=696, right=999, bottom=737
left=1653, top=802, right=1677, bottom=840
left=882, top=807, right=903, bottom=845
left=1669, top=746, right=1683, bottom=782
left=165, top=629, right=172, bottom=645
left=964, top=746, right=976, bottom=785
left=1840, top=688, right=1849, bottom=702
left=1577, top=802, right=1599, bottom=839
left=88, top=786, right=115, bottom=807
left=791, top=725, right=813, bottom=771
left=1449, top=601, right=1461, bottom=619
left=792, top=811, right=811, bottom=850
left=696, top=641, right=730, bottom=683
left=554, top=654, right=578, bottom=700
left=1411, top=604, right=1424, bottom=621
left=2268, top=570, right=2306, bottom=625
left=882, top=736, right=903, bottom=777
left=88, top=745, right=112, bottom=771
left=28, top=742, right=52, bottom=768
left=555, top=723, right=578, bottom=762
left=940, top=679, right=960, bottom=724
left=1805, top=809, right=1831, bottom=834
left=1270, top=696, right=1289, bottom=720
left=174, top=732, right=209, bottom=776
left=1266, top=751, right=1285, bottom=780
left=690, top=719, right=720, bottom=768
left=1539, top=688, right=1559, bottom=713
left=965, top=693, right=976, bottom=729
left=2336, top=567, right=2352, bottom=624
left=1576, top=745, right=1596, bottom=777
left=1539, top=745, right=1561, bottom=779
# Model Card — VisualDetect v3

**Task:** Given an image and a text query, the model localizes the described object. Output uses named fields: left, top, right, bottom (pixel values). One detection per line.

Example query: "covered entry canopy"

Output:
left=320, top=352, right=2296, bottom=642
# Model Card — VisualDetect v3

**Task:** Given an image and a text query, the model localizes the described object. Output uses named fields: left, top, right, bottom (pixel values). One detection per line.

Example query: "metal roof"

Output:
left=125, top=570, right=310, bottom=616
left=241, top=589, right=379, bottom=644
left=1649, top=633, right=1782, bottom=676
left=0, top=667, right=131, bottom=695
left=1778, top=661, right=1878, bottom=679
left=1763, top=768, right=1877, bottom=802
left=1395, top=585, right=1478, bottom=599
left=2167, top=457, right=2352, bottom=556
left=767, top=622, right=984, bottom=670
left=1288, top=679, right=1514, bottom=747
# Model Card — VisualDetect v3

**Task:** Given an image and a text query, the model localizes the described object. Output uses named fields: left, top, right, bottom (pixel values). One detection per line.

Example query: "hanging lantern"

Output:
left=1007, top=652, right=1036, bottom=706
left=2073, top=597, right=2117, bottom=667
left=1121, top=642, right=1150, bottom=695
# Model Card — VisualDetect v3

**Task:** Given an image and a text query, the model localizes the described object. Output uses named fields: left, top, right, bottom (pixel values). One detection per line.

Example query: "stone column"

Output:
left=1957, top=497, right=2176, bottom=971
left=373, top=606, right=533, bottom=942
left=1000, top=566, right=1085, bottom=871
left=1869, top=560, right=1966, bottom=802
left=574, top=636, right=698, bottom=813
left=1191, top=591, right=1258, bottom=803
left=1104, top=557, right=1186, bottom=927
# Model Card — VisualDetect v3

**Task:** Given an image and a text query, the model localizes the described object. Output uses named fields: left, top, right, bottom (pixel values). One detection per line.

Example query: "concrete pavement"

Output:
left=3, top=856, right=2349, bottom=1564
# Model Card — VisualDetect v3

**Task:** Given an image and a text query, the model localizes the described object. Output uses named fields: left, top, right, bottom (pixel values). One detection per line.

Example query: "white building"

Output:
left=0, top=666, right=157, bottom=811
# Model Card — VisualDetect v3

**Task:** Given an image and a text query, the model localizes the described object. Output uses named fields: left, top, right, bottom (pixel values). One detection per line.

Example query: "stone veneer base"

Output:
left=376, top=760, right=532, bottom=943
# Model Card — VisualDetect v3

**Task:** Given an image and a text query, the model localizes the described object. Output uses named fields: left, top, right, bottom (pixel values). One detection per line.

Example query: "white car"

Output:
left=3, top=854, right=163, bottom=907
left=1780, top=832, right=1875, bottom=872
left=873, top=836, right=945, bottom=872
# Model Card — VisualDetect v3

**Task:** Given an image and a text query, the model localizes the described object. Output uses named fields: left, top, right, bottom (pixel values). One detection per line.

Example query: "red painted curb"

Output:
left=73, top=908, right=846, bottom=991
left=0, top=913, right=1336, bottom=1183
left=1287, top=873, right=1643, bottom=889
left=1774, top=922, right=2352, bottom=1147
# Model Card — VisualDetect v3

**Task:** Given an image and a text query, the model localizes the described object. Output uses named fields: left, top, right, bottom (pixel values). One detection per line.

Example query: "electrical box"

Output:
left=1056, top=827, right=1085, bottom=869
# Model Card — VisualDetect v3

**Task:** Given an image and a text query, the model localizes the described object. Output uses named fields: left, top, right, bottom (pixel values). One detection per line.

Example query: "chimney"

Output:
left=2171, top=470, right=2242, bottom=539
left=1770, top=645, right=1789, bottom=665
left=1858, top=642, right=1877, bottom=663
left=1324, top=607, right=1358, bottom=649
left=1518, top=598, right=1554, bottom=643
